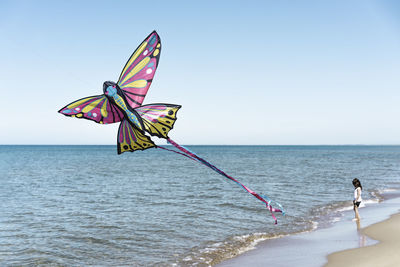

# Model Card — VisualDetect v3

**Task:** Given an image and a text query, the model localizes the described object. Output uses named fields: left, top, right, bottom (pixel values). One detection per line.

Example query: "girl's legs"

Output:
left=354, top=204, right=360, bottom=220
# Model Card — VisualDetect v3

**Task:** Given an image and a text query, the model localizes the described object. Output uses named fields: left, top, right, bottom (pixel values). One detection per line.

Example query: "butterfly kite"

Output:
left=59, top=31, right=283, bottom=223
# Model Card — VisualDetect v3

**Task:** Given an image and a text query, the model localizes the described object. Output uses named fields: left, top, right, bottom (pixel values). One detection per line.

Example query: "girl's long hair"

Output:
left=352, top=178, right=362, bottom=190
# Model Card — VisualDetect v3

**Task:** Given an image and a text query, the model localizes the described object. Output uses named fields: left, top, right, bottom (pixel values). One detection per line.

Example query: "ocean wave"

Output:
left=173, top=216, right=320, bottom=267
left=334, top=198, right=379, bottom=213
left=380, top=188, right=398, bottom=193
left=174, top=232, right=288, bottom=266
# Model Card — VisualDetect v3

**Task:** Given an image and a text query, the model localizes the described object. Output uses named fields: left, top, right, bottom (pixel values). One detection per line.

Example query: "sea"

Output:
left=1, top=145, right=400, bottom=266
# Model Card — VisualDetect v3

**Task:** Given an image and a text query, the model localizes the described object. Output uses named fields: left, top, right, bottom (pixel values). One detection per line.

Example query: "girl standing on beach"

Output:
left=352, top=178, right=362, bottom=220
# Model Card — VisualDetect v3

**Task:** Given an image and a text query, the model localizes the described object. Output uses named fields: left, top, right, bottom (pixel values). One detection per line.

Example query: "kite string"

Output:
left=160, top=138, right=283, bottom=224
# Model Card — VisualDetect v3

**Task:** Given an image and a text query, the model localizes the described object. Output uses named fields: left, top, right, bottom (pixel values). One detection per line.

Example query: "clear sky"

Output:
left=1, top=0, right=399, bottom=145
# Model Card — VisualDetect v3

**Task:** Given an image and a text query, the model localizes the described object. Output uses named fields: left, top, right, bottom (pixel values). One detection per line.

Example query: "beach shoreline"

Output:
left=217, top=192, right=400, bottom=267
left=325, top=212, right=400, bottom=267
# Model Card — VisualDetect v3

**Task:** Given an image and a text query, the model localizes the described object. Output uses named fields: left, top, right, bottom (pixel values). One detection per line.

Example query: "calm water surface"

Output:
left=1, top=145, right=400, bottom=266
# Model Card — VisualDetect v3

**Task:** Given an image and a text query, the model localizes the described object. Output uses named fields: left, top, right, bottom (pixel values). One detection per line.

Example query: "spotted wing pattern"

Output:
left=58, top=95, right=124, bottom=124
left=117, top=31, right=161, bottom=109
left=117, top=119, right=156, bottom=154
left=135, top=104, right=181, bottom=138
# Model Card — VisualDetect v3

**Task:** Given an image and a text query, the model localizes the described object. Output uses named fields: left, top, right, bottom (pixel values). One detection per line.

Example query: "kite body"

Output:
left=59, top=31, right=283, bottom=223
left=104, top=81, right=144, bottom=131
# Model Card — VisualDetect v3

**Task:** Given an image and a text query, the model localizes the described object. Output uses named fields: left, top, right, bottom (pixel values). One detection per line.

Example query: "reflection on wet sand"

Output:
left=355, top=219, right=366, bottom=247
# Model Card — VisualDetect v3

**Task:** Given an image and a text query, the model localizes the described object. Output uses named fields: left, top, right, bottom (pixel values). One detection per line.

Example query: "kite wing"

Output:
left=117, top=119, right=156, bottom=154
left=58, top=95, right=124, bottom=124
left=135, top=104, right=181, bottom=139
left=117, top=31, right=161, bottom=109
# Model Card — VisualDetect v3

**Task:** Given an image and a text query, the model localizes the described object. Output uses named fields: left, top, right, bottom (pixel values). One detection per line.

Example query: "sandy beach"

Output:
left=326, top=213, right=400, bottom=267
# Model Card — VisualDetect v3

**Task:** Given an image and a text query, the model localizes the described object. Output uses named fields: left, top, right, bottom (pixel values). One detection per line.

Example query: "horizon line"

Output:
left=1, top=144, right=400, bottom=146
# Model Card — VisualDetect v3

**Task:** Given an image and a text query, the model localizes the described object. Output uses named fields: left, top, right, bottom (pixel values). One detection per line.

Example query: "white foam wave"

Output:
left=361, top=199, right=379, bottom=206
left=330, top=216, right=341, bottom=223
left=232, top=232, right=286, bottom=253
left=379, top=188, right=398, bottom=193
left=180, top=232, right=289, bottom=266
left=336, top=206, right=353, bottom=212
left=311, top=221, right=319, bottom=230
left=336, top=198, right=379, bottom=213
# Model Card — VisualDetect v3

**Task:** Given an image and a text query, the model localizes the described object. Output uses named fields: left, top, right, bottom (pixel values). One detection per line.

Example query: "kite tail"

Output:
left=160, top=138, right=284, bottom=224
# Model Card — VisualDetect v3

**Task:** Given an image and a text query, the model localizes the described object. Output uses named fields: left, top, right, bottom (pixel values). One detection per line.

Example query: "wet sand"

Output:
left=325, top=212, right=400, bottom=267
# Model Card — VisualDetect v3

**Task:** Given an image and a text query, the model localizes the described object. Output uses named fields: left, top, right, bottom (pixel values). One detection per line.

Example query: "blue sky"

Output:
left=1, top=0, right=399, bottom=145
